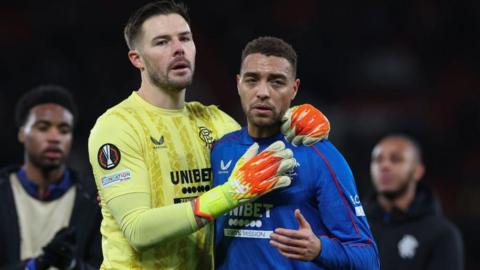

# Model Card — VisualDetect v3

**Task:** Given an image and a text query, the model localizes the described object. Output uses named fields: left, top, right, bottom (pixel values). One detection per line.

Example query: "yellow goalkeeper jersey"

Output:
left=88, top=92, right=240, bottom=269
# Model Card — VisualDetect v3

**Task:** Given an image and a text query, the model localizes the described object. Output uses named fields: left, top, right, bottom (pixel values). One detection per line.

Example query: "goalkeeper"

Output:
left=212, top=36, right=380, bottom=269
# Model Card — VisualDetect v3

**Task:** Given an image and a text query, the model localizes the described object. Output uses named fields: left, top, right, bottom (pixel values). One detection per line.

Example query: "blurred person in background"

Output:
left=212, top=36, right=379, bottom=269
left=0, top=85, right=102, bottom=270
left=366, top=134, right=464, bottom=270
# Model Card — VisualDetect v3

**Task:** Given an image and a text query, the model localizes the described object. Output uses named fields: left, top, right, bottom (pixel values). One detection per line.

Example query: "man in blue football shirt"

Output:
left=212, top=36, right=379, bottom=269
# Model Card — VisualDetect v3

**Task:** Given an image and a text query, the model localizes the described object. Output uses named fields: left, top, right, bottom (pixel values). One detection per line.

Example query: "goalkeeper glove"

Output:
left=194, top=140, right=295, bottom=221
left=281, top=104, right=330, bottom=146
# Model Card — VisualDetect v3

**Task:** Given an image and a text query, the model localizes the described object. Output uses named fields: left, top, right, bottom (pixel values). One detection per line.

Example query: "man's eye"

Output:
left=155, top=40, right=168, bottom=46
left=272, top=80, right=285, bottom=86
left=391, top=156, right=404, bottom=163
left=59, top=127, right=72, bottom=134
left=37, top=125, right=49, bottom=131
left=180, top=36, right=191, bottom=42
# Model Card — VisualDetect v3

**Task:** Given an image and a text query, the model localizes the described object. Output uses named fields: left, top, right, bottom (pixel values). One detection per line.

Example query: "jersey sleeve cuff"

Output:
left=313, top=235, right=336, bottom=266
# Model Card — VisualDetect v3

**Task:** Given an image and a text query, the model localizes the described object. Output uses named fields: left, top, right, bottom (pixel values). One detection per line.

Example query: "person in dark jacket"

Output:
left=0, top=85, right=101, bottom=270
left=366, top=134, right=464, bottom=270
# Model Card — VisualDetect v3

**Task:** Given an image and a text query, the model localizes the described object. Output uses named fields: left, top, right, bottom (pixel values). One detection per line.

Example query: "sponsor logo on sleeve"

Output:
left=350, top=194, right=366, bottom=216
left=101, top=169, right=132, bottom=187
left=97, top=143, right=121, bottom=170
left=355, top=206, right=366, bottom=216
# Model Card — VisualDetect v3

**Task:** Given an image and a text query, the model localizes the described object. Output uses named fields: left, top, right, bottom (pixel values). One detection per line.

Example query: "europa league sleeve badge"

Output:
left=98, top=143, right=121, bottom=170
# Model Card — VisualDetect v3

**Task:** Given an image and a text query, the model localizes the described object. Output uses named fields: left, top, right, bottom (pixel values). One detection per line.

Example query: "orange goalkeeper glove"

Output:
left=281, top=104, right=330, bottom=146
left=194, top=141, right=295, bottom=221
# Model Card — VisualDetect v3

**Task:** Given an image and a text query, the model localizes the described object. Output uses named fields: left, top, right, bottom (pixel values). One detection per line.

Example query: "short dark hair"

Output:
left=15, top=85, right=78, bottom=128
left=124, top=0, right=190, bottom=50
left=241, top=36, right=297, bottom=77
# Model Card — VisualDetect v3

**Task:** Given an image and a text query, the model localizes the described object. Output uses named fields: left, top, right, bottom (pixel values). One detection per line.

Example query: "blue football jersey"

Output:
left=212, top=128, right=379, bottom=269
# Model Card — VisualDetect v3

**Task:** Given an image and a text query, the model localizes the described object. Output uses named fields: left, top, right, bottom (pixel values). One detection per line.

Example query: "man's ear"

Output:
left=18, top=128, right=25, bottom=144
left=413, top=163, right=425, bottom=182
left=291, top=78, right=300, bottom=101
left=128, top=49, right=145, bottom=70
left=236, top=74, right=241, bottom=95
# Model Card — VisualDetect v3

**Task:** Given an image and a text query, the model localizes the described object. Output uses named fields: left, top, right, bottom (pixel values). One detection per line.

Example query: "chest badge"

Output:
left=398, top=234, right=418, bottom=259
left=198, top=127, right=214, bottom=148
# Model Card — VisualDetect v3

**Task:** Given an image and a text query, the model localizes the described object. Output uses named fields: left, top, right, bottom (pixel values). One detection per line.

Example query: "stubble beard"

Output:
left=379, top=170, right=415, bottom=200
left=146, top=62, right=194, bottom=92
left=247, top=109, right=282, bottom=131
left=28, top=150, right=64, bottom=174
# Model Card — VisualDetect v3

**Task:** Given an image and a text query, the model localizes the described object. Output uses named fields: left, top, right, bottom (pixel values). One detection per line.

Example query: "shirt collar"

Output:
left=17, top=167, right=73, bottom=201
left=239, top=127, right=286, bottom=147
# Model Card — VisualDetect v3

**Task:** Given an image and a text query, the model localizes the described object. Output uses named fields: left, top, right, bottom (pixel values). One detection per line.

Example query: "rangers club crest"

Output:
left=198, top=127, right=214, bottom=148
left=398, top=234, right=418, bottom=259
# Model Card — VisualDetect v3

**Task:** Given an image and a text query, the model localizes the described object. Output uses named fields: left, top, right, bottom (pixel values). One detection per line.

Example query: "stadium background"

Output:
left=0, top=0, right=478, bottom=268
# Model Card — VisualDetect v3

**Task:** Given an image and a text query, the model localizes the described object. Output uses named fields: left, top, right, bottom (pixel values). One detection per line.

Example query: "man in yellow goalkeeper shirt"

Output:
left=88, top=1, right=330, bottom=269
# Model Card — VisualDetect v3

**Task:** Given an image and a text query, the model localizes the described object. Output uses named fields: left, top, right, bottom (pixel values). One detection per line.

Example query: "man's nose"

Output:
left=255, top=81, right=271, bottom=100
left=46, top=128, right=61, bottom=142
left=172, top=38, right=185, bottom=56
left=379, top=159, right=392, bottom=170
